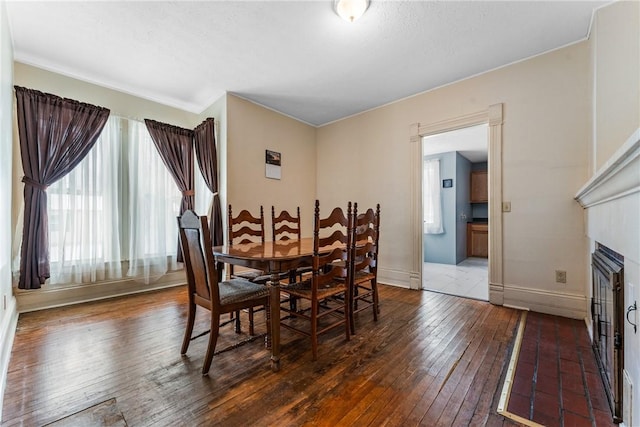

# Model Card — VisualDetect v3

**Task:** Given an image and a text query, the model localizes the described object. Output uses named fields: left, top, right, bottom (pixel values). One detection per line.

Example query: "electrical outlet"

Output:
left=502, top=201, right=511, bottom=212
left=555, top=270, right=567, bottom=283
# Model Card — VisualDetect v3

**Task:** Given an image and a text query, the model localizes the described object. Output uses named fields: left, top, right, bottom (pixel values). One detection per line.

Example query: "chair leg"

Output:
left=264, top=299, right=271, bottom=349
left=248, top=308, right=255, bottom=336
left=353, top=285, right=359, bottom=311
left=202, top=313, right=220, bottom=376
left=181, top=301, right=196, bottom=355
left=311, top=299, right=318, bottom=361
left=344, top=292, right=351, bottom=342
left=349, top=284, right=357, bottom=335
left=372, top=279, right=380, bottom=318
left=235, top=310, right=241, bottom=333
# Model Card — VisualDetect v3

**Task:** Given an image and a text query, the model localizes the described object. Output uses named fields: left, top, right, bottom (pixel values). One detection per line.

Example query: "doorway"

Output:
left=421, top=124, right=489, bottom=300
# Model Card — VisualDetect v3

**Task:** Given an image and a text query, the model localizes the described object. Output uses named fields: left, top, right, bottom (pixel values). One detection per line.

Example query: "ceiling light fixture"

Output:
left=334, top=0, right=370, bottom=22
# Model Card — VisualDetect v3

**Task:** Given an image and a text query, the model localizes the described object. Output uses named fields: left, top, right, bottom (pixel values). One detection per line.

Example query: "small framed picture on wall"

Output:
left=266, top=149, right=281, bottom=180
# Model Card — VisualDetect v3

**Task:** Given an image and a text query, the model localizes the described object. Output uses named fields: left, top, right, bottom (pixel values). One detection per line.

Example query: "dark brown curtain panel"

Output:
left=144, top=119, right=194, bottom=261
left=193, top=118, right=223, bottom=246
left=14, top=86, right=110, bottom=289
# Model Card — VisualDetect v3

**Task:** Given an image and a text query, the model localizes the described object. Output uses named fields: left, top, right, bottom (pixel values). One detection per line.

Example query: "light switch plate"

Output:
left=502, top=201, right=511, bottom=212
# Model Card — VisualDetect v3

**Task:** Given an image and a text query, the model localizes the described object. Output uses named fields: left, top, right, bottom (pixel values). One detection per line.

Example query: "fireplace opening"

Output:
left=591, top=243, right=624, bottom=423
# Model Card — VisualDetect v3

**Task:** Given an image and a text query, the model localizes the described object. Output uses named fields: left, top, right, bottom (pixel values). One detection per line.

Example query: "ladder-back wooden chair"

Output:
left=178, top=210, right=270, bottom=375
left=227, top=205, right=272, bottom=334
left=279, top=200, right=352, bottom=360
left=348, top=203, right=381, bottom=334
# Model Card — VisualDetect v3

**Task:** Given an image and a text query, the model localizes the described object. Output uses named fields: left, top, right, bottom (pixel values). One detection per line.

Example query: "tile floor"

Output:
left=507, top=311, right=617, bottom=427
left=422, top=257, right=488, bottom=301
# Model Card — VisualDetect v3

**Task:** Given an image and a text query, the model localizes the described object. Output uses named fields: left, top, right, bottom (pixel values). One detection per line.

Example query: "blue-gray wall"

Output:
left=423, top=154, right=488, bottom=265
left=456, top=153, right=472, bottom=263
left=423, top=152, right=463, bottom=264
left=424, top=153, right=482, bottom=265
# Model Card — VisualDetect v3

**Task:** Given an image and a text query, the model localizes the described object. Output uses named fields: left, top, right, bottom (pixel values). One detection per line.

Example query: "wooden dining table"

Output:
left=212, top=237, right=317, bottom=372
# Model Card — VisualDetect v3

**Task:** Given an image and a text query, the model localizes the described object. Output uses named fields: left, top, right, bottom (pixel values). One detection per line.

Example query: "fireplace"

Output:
left=591, top=243, right=624, bottom=423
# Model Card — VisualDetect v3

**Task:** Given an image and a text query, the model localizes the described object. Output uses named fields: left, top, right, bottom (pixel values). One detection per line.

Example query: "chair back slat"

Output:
left=318, top=229, right=348, bottom=250
left=318, top=207, right=348, bottom=229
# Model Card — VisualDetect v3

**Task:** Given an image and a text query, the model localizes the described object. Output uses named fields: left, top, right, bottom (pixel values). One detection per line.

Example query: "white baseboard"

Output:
left=0, top=294, right=18, bottom=423
left=377, top=267, right=411, bottom=289
left=503, top=284, right=587, bottom=319
left=489, top=282, right=504, bottom=305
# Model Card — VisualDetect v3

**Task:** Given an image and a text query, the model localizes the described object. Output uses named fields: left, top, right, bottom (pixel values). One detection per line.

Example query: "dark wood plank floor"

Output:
left=2, top=285, right=523, bottom=426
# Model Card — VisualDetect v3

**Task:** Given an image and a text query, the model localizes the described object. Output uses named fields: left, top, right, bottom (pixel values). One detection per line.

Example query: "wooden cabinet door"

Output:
left=467, top=223, right=488, bottom=258
left=470, top=171, right=488, bottom=202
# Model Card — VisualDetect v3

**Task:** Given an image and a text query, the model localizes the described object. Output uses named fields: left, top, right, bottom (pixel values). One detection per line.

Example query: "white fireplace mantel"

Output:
left=575, top=128, right=640, bottom=267
left=576, top=129, right=640, bottom=208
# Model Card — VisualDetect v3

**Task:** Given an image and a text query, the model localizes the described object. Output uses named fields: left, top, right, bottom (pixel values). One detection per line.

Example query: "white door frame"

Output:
left=409, top=104, right=504, bottom=305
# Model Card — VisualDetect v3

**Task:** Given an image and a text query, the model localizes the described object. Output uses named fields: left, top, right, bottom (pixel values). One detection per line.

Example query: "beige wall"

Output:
left=318, top=41, right=591, bottom=315
left=592, top=0, right=640, bottom=172
left=226, top=95, right=317, bottom=238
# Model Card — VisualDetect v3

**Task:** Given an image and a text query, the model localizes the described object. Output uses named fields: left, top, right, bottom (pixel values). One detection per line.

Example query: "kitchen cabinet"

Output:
left=470, top=171, right=488, bottom=203
left=467, top=223, right=488, bottom=258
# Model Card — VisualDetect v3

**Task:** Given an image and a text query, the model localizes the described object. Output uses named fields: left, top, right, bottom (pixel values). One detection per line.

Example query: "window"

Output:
left=47, top=116, right=183, bottom=285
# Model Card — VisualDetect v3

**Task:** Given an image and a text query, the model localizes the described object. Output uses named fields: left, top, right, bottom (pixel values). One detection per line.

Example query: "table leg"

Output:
left=268, top=273, right=281, bottom=372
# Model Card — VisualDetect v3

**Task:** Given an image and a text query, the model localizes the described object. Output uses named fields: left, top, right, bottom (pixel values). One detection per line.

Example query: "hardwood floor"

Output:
left=2, top=285, right=522, bottom=426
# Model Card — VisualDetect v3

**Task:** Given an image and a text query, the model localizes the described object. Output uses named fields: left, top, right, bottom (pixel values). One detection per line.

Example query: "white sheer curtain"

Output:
left=47, top=116, right=182, bottom=286
left=423, top=158, right=444, bottom=234
left=48, top=117, right=123, bottom=284
left=194, top=166, right=213, bottom=217
left=126, top=120, right=181, bottom=282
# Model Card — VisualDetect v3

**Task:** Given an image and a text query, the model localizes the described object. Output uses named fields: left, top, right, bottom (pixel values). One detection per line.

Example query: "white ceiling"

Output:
left=6, top=0, right=609, bottom=127
left=423, top=123, right=488, bottom=162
